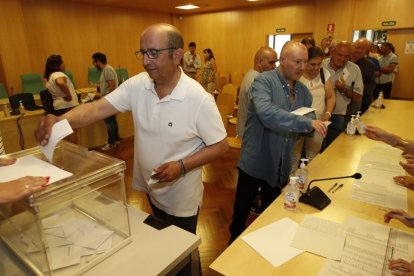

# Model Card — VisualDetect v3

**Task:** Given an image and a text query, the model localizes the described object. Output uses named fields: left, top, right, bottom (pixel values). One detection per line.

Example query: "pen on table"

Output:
left=332, top=183, right=344, bottom=193
left=327, top=183, right=338, bottom=193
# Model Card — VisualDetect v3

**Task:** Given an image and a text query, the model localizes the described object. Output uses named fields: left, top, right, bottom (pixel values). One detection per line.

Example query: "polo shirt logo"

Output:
left=168, top=122, right=173, bottom=127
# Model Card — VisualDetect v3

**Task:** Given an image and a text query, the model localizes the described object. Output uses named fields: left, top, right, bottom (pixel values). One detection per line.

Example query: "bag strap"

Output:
left=320, top=68, right=325, bottom=84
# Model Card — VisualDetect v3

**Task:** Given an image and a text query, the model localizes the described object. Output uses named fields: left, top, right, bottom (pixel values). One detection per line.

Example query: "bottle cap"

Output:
left=299, top=158, right=309, bottom=168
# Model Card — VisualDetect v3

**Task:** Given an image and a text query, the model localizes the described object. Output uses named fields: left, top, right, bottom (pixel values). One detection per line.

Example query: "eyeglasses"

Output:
left=134, top=48, right=177, bottom=60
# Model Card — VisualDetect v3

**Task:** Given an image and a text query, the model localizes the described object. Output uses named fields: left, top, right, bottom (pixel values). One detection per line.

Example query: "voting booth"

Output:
left=0, top=141, right=131, bottom=275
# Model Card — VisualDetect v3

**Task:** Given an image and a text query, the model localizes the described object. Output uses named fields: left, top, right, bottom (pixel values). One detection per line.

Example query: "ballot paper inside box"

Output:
left=0, top=141, right=131, bottom=276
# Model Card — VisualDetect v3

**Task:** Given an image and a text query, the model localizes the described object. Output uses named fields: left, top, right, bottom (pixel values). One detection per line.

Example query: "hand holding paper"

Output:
left=41, top=119, right=73, bottom=162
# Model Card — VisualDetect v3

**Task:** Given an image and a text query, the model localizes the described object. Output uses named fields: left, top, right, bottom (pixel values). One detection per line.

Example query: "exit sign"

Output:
left=382, top=21, right=396, bottom=26
left=276, top=28, right=286, bottom=33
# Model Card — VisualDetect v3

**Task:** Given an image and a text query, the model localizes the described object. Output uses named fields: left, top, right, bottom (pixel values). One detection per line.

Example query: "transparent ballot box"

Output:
left=0, top=141, right=131, bottom=275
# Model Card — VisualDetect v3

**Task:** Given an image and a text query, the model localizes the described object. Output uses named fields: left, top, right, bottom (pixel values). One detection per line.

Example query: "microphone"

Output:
left=306, top=173, right=361, bottom=192
left=299, top=173, right=362, bottom=210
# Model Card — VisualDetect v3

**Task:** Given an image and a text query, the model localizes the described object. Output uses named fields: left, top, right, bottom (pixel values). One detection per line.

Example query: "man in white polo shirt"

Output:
left=35, top=23, right=228, bottom=234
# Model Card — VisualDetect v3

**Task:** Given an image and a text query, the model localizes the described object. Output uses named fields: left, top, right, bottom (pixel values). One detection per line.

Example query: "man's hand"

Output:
left=311, top=120, right=327, bottom=137
left=335, top=79, right=346, bottom=93
left=151, top=161, right=183, bottom=183
left=35, top=114, right=60, bottom=146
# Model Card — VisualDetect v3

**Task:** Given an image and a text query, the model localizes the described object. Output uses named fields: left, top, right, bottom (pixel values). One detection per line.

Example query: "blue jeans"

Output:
left=104, top=115, right=119, bottom=144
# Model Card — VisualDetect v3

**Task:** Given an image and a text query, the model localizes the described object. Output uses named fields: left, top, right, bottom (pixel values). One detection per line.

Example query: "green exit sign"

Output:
left=382, top=21, right=396, bottom=26
left=276, top=28, right=286, bottom=33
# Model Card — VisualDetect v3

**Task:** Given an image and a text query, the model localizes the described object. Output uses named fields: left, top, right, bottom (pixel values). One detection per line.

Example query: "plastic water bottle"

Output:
left=284, top=176, right=299, bottom=210
left=374, top=91, right=383, bottom=108
left=295, top=158, right=309, bottom=193
left=19, top=100, right=25, bottom=113
left=354, top=113, right=365, bottom=135
left=346, top=115, right=356, bottom=135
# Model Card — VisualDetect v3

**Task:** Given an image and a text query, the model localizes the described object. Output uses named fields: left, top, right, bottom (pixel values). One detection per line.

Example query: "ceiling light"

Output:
left=175, top=4, right=200, bottom=10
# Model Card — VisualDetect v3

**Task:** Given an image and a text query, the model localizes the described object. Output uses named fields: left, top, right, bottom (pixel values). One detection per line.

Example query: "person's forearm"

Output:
left=325, top=97, right=335, bottom=114
left=393, top=137, right=414, bottom=154
left=58, top=84, right=72, bottom=101
left=108, top=80, right=116, bottom=92
left=60, top=98, right=116, bottom=129
left=181, top=138, right=228, bottom=173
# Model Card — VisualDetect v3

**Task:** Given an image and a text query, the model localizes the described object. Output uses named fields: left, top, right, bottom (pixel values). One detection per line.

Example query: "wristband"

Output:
left=325, top=111, right=332, bottom=117
left=178, top=159, right=187, bottom=176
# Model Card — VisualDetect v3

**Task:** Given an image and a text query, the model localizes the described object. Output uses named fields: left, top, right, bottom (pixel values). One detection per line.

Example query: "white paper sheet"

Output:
left=241, top=217, right=304, bottom=267
left=0, top=155, right=72, bottom=184
left=291, top=107, right=316, bottom=116
left=291, top=215, right=346, bottom=260
left=41, top=119, right=73, bottom=162
left=318, top=216, right=414, bottom=276
left=148, top=170, right=160, bottom=186
left=48, top=245, right=81, bottom=270
left=351, top=144, right=407, bottom=210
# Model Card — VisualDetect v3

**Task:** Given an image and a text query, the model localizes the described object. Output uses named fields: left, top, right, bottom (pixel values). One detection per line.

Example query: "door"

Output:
left=387, top=29, right=414, bottom=100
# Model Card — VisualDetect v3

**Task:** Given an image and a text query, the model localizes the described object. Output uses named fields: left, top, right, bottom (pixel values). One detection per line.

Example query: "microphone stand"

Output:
left=299, top=173, right=362, bottom=210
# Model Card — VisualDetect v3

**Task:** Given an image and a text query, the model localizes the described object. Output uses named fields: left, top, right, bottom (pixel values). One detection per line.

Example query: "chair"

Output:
left=218, top=71, right=229, bottom=83
left=216, top=104, right=228, bottom=130
left=227, top=136, right=241, bottom=149
left=215, top=76, right=228, bottom=92
left=230, top=71, right=243, bottom=89
left=116, top=68, right=129, bottom=84
left=221, top=84, right=238, bottom=97
left=39, top=89, right=55, bottom=115
left=0, top=83, right=8, bottom=99
left=221, top=84, right=239, bottom=116
left=228, top=117, right=237, bottom=125
left=65, top=70, right=76, bottom=88
left=216, top=92, right=236, bottom=118
left=88, top=67, right=101, bottom=85
left=20, top=73, right=46, bottom=95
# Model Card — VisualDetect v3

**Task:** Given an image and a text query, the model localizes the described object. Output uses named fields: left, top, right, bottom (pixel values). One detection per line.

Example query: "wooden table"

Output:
left=0, top=109, right=45, bottom=153
left=210, top=100, right=414, bottom=275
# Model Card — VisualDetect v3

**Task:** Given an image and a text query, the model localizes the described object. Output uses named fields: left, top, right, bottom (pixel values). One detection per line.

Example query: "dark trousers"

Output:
left=148, top=196, right=200, bottom=276
left=228, top=169, right=281, bottom=244
left=148, top=197, right=199, bottom=234
left=104, top=115, right=120, bottom=144
left=374, top=82, right=393, bottom=99
left=321, top=114, right=345, bottom=152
